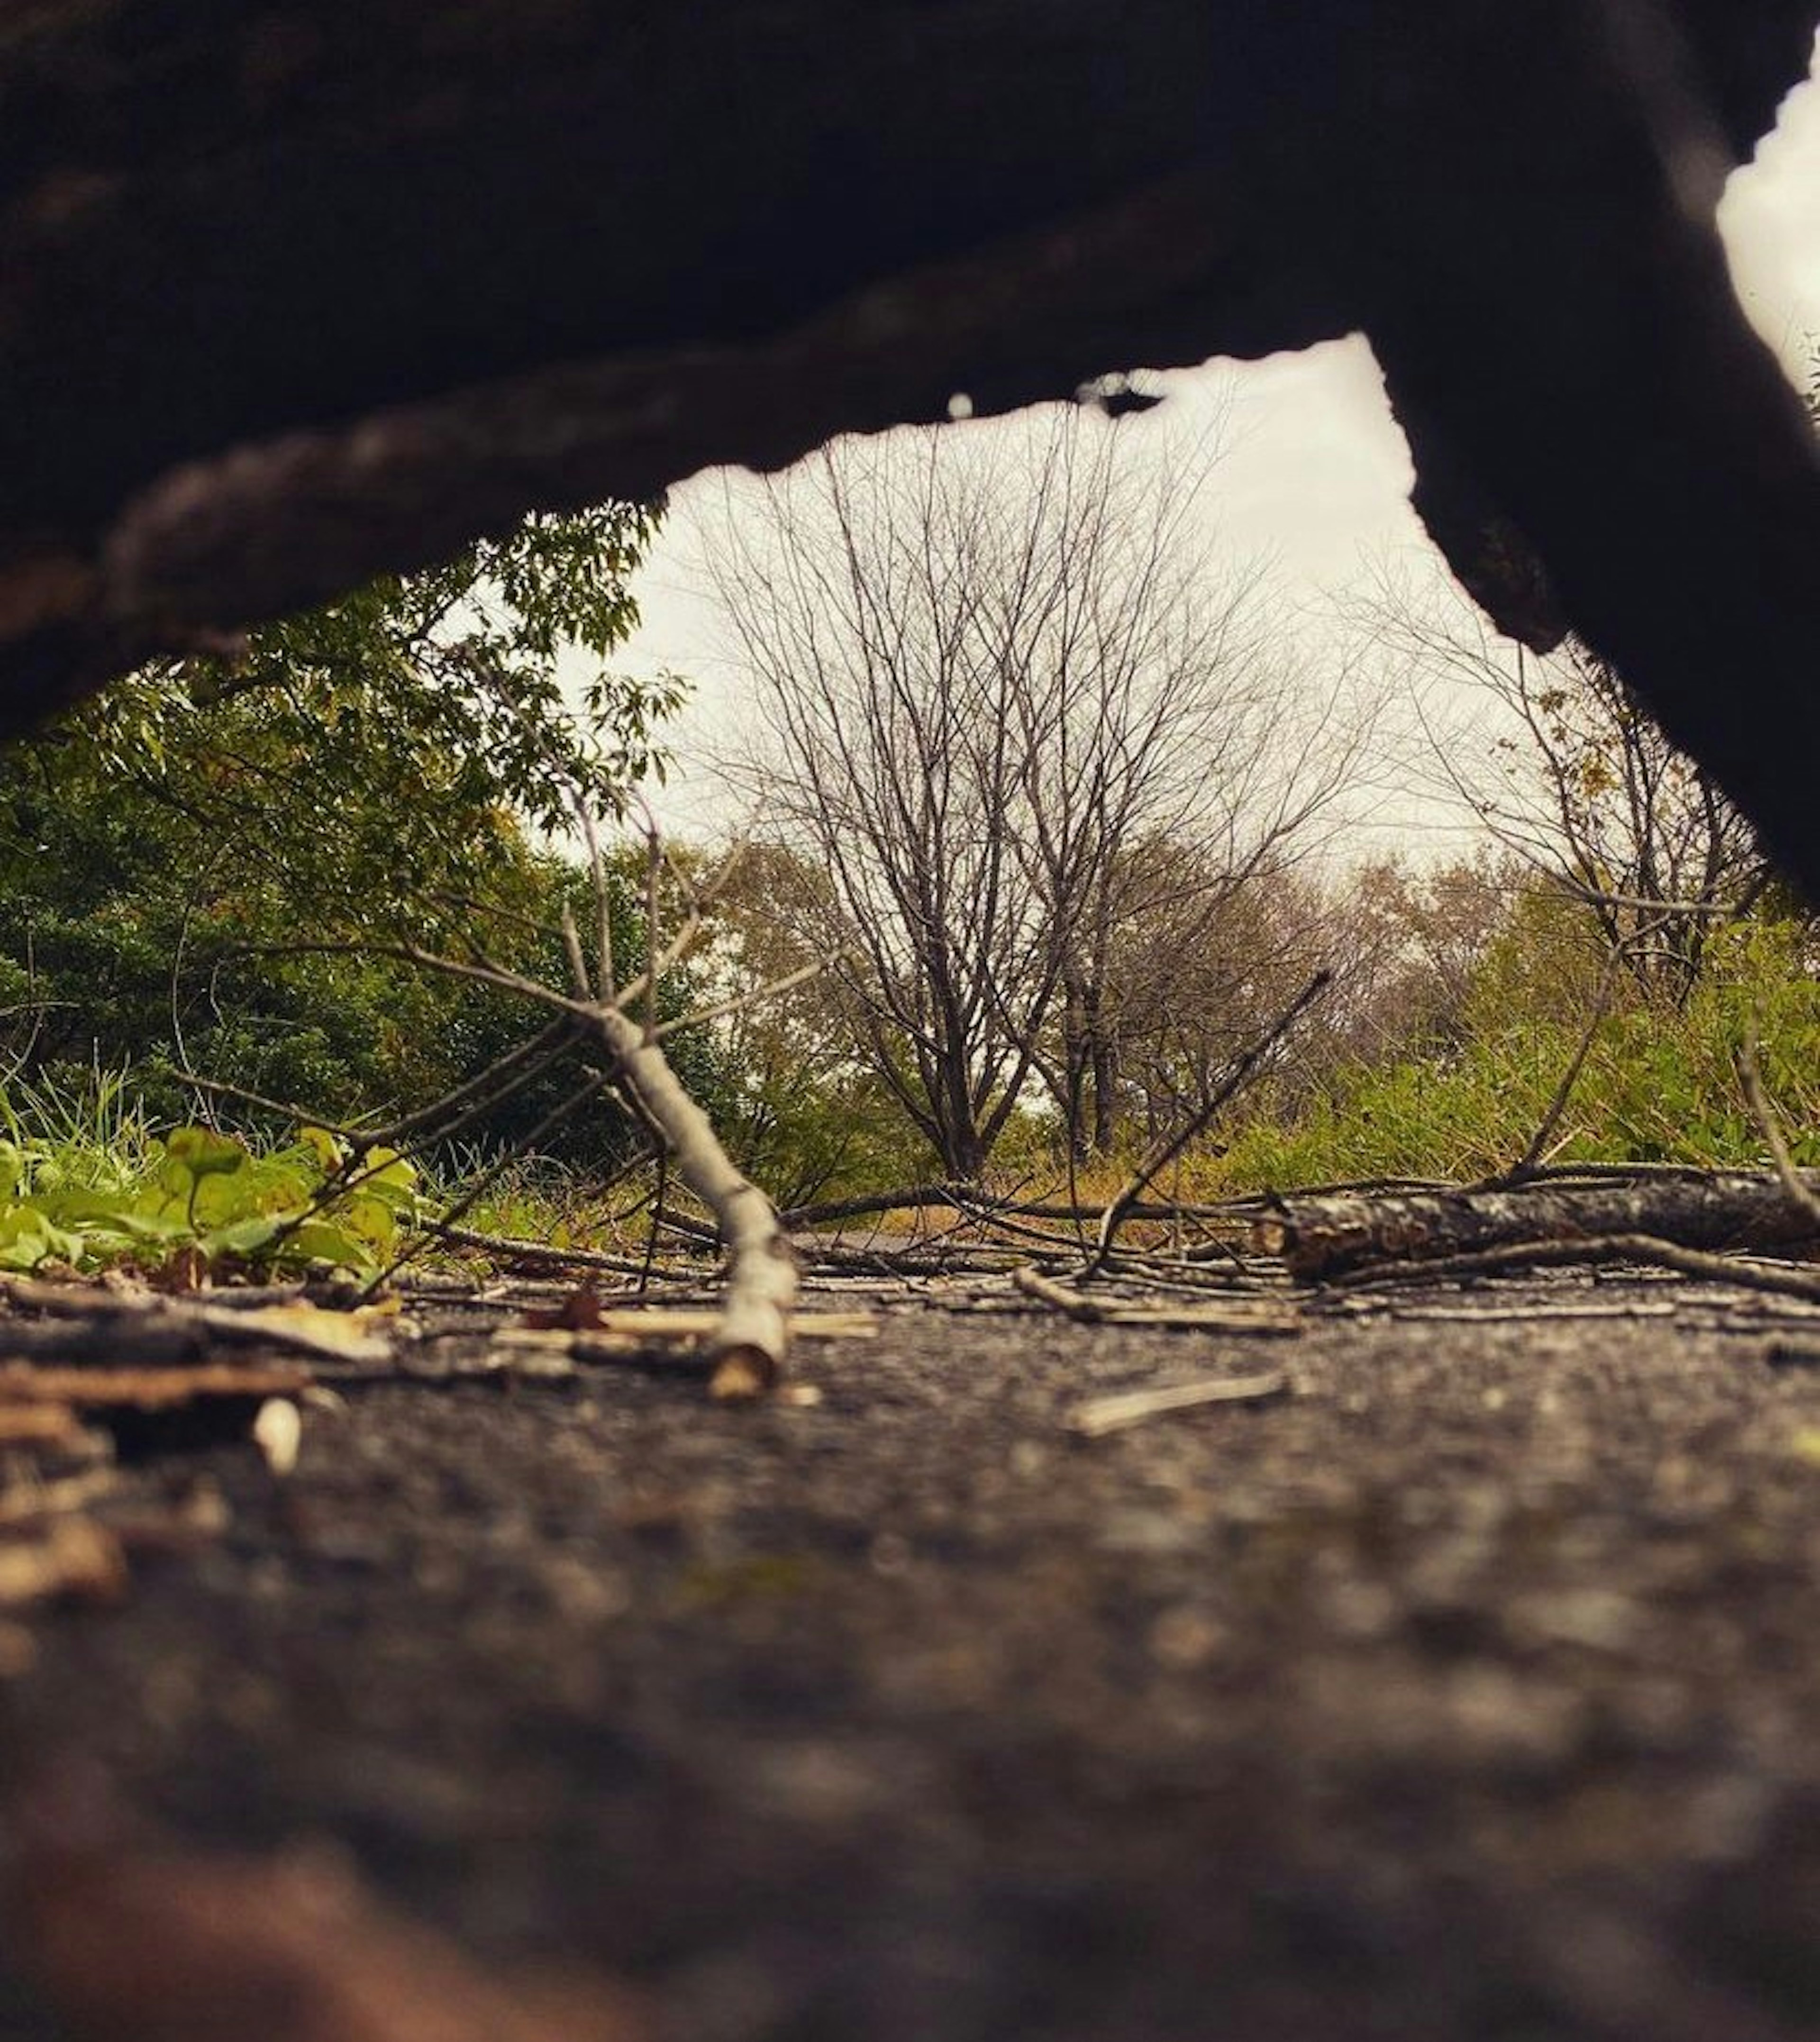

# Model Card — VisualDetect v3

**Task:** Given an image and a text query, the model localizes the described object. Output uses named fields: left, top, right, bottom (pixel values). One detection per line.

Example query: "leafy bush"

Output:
left=1205, top=902, right=1820, bottom=1191
left=0, top=1076, right=417, bottom=1275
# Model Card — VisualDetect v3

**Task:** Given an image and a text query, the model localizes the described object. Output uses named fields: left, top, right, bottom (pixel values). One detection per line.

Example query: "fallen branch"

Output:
left=1255, top=1172, right=1820, bottom=1281
left=314, top=801, right=808, bottom=1394
left=582, top=993, right=798, bottom=1398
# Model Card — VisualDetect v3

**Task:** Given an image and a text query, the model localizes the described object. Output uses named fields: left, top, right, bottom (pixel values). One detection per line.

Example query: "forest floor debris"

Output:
left=2, top=1241, right=1820, bottom=2037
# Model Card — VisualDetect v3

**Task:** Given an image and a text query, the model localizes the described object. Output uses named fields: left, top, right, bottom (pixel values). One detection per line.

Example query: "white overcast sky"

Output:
left=618, top=46, right=1820, bottom=830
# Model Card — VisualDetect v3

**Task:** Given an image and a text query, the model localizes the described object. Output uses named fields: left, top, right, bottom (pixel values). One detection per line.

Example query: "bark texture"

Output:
left=1257, top=1172, right=1820, bottom=1280
left=1, top=3, right=1818, bottom=886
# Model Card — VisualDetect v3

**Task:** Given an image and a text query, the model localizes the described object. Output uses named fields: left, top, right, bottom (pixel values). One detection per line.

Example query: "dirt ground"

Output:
left=3, top=1264, right=1820, bottom=2040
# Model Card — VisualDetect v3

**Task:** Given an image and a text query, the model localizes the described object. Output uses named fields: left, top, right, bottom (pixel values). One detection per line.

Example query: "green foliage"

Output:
left=70, top=503, right=678, bottom=871
left=722, top=1065, right=939, bottom=1212
left=0, top=1075, right=416, bottom=1275
left=0, top=504, right=706, bottom=1163
left=1207, top=895, right=1820, bottom=1191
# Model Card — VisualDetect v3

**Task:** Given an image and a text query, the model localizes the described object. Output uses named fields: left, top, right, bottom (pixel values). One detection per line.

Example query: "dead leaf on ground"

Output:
left=0, top=1402, right=91, bottom=1449
left=0, top=1360, right=310, bottom=1412
left=9, top=1808, right=651, bottom=2042
left=146, top=1246, right=210, bottom=1295
left=0, top=1515, right=126, bottom=1609
left=519, top=1280, right=608, bottom=1331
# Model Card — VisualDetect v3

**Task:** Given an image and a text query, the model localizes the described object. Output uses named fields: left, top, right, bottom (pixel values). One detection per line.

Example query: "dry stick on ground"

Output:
left=1066, top=1368, right=1291, bottom=1439
left=422, top=1224, right=676, bottom=1281
left=1011, top=1265, right=1300, bottom=1331
left=366, top=813, right=795, bottom=1392
left=228, top=875, right=800, bottom=1386
left=573, top=953, right=797, bottom=1397
left=1084, top=970, right=1332, bottom=1280
left=574, top=802, right=801, bottom=1393
left=636, top=1146, right=668, bottom=1300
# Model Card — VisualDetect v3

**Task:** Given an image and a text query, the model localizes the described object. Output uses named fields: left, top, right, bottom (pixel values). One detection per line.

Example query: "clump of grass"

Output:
left=0, top=1064, right=165, bottom=1199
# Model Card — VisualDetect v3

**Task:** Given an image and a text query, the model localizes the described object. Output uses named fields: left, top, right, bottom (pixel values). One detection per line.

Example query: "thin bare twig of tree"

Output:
left=183, top=1019, right=582, bottom=1158
left=1736, top=1031, right=1820, bottom=1231
left=362, top=1074, right=621, bottom=1298
left=655, top=959, right=826, bottom=1040
left=1366, top=574, right=1772, bottom=1000
left=1086, top=969, right=1332, bottom=1277
left=420, top=1223, right=666, bottom=1279
left=1326, top=1232, right=1820, bottom=1305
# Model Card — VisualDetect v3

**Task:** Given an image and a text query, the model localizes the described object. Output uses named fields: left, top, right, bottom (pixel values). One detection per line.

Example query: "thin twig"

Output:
left=181, top=1021, right=578, bottom=1156
left=1496, top=940, right=1623, bottom=1184
left=559, top=902, right=593, bottom=1006
left=1012, top=1265, right=1300, bottom=1331
left=1736, top=1030, right=1820, bottom=1229
left=574, top=800, right=614, bottom=1001
left=1330, top=1231, right=1820, bottom=1303
left=582, top=996, right=799, bottom=1395
left=1085, top=970, right=1331, bottom=1278
left=358, top=1076, right=612, bottom=1298
left=637, top=1149, right=668, bottom=1299
left=1553, top=881, right=1742, bottom=919
left=657, top=958, right=825, bottom=1038
left=642, top=820, right=662, bottom=1044
left=420, top=1222, right=668, bottom=1278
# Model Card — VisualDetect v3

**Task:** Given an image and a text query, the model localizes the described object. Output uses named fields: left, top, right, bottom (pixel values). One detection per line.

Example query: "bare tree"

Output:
left=1368, top=578, right=1775, bottom=1001
left=703, top=405, right=1363, bottom=1176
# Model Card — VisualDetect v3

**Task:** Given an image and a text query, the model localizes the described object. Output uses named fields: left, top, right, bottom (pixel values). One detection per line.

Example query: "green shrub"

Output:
left=1206, top=907, right=1820, bottom=1191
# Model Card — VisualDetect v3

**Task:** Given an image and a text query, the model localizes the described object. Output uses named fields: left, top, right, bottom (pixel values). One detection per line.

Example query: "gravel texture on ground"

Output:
left=3, top=1268, right=1820, bottom=2040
